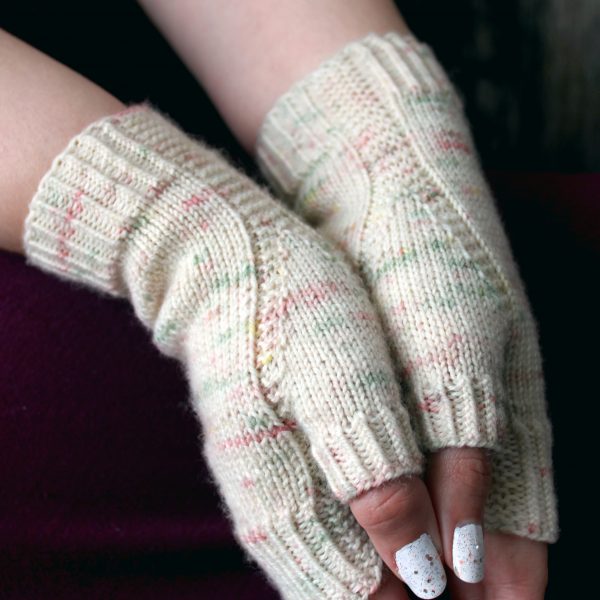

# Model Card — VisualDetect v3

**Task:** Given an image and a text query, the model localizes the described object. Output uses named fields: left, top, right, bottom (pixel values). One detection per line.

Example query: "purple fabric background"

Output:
left=1, top=172, right=597, bottom=598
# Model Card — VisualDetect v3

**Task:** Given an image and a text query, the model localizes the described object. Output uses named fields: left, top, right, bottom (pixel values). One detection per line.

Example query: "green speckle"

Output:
left=155, top=319, right=178, bottom=343
left=372, top=250, right=417, bottom=281
left=247, top=414, right=269, bottom=430
left=208, top=262, right=255, bottom=291
left=313, top=315, right=345, bottom=334
left=408, top=208, right=430, bottom=220
left=448, top=256, right=478, bottom=269
left=431, top=238, right=448, bottom=252
left=48, top=190, right=62, bottom=208
left=198, top=368, right=247, bottom=397
left=217, top=326, right=235, bottom=344
left=193, top=250, right=210, bottom=266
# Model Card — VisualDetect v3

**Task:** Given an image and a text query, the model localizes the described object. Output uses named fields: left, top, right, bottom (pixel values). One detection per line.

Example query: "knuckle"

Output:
left=448, top=451, right=492, bottom=493
left=350, top=476, right=422, bottom=532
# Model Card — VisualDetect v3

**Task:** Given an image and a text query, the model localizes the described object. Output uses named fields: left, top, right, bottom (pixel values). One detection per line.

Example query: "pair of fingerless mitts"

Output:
left=23, top=32, right=558, bottom=599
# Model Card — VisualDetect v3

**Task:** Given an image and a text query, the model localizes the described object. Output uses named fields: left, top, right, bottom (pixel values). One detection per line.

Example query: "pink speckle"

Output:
left=447, top=333, right=464, bottom=347
left=218, top=419, right=297, bottom=450
left=241, top=529, right=268, bottom=544
left=182, top=189, right=211, bottom=210
left=393, top=300, right=408, bottom=315
left=58, top=189, right=84, bottom=270
left=353, top=311, right=376, bottom=322
left=437, top=129, right=472, bottom=154
left=527, top=523, right=538, bottom=534
left=147, top=179, right=170, bottom=199
left=419, top=395, right=441, bottom=414
left=262, top=280, right=339, bottom=322
left=354, top=129, right=373, bottom=151
left=203, top=305, right=221, bottom=323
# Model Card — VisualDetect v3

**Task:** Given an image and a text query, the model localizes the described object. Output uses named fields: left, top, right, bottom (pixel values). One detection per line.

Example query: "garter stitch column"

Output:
left=256, top=32, right=559, bottom=542
left=22, top=105, right=425, bottom=598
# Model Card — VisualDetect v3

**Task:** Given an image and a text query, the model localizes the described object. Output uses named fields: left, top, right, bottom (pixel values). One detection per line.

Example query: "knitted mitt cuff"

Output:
left=256, top=31, right=452, bottom=199
left=308, top=403, right=425, bottom=502
left=486, top=418, right=559, bottom=543
left=403, top=370, right=507, bottom=451
left=23, top=104, right=174, bottom=296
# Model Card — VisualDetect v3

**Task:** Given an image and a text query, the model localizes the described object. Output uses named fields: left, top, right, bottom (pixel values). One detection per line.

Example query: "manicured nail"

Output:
left=452, top=523, right=484, bottom=583
left=395, top=532, right=447, bottom=599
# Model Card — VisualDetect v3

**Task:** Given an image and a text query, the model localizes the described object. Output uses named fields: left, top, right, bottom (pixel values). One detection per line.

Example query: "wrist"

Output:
left=138, top=0, right=412, bottom=153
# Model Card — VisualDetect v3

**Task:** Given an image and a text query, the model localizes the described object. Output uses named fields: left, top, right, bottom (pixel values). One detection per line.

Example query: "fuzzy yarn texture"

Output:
left=256, top=31, right=558, bottom=542
left=22, top=105, right=426, bottom=599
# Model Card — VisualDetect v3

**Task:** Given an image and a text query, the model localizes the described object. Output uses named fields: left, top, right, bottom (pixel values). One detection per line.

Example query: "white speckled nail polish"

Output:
left=453, top=523, right=484, bottom=583
left=395, top=533, right=447, bottom=599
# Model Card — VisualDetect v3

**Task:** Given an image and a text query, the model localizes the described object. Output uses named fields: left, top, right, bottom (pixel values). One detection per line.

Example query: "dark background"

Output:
left=2, top=1, right=597, bottom=599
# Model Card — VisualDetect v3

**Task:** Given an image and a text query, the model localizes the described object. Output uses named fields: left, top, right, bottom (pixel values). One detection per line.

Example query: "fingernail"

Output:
left=452, top=523, right=484, bottom=583
left=395, top=532, right=446, bottom=599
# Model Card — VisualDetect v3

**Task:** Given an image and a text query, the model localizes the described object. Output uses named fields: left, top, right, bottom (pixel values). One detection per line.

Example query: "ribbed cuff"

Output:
left=485, top=418, right=559, bottom=543
left=404, top=371, right=507, bottom=451
left=22, top=104, right=169, bottom=296
left=308, top=404, right=424, bottom=503
left=256, top=31, right=454, bottom=199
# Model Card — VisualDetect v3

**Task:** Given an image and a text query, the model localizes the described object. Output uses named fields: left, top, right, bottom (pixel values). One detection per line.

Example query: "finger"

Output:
left=484, top=532, right=548, bottom=600
left=369, top=565, right=410, bottom=600
left=350, top=475, right=447, bottom=599
left=426, top=448, right=492, bottom=586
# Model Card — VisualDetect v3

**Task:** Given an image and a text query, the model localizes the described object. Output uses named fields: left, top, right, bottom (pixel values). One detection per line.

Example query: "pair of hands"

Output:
left=21, top=29, right=557, bottom=595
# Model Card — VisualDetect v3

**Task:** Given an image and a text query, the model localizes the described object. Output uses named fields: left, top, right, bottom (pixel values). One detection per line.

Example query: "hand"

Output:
left=23, top=105, right=438, bottom=599
left=255, top=30, right=559, bottom=597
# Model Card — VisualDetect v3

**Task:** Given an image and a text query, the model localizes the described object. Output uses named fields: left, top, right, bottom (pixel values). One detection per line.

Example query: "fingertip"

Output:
left=394, top=532, right=447, bottom=598
left=452, top=521, right=484, bottom=583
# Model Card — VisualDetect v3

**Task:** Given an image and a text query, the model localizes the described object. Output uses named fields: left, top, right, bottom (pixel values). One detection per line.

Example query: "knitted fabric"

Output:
left=256, top=32, right=558, bottom=542
left=22, top=105, right=425, bottom=598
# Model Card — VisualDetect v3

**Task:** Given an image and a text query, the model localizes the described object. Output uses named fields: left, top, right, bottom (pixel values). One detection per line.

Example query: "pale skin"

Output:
left=0, top=1, right=548, bottom=597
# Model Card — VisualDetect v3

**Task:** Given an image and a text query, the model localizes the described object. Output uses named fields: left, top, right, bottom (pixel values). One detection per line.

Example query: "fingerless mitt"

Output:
left=23, top=105, right=426, bottom=598
left=256, top=32, right=559, bottom=542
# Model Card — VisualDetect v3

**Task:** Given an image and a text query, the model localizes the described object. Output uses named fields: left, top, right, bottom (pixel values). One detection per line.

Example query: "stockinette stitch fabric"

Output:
left=256, top=31, right=558, bottom=542
left=22, top=104, right=425, bottom=599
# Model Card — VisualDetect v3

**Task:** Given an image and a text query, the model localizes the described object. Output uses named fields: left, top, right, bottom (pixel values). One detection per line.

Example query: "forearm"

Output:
left=0, top=29, right=124, bottom=254
left=136, top=0, right=411, bottom=153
